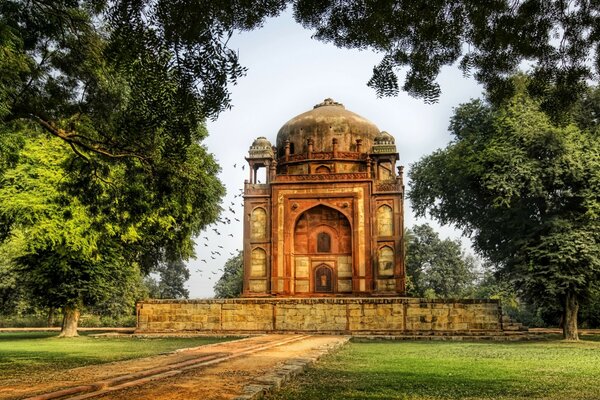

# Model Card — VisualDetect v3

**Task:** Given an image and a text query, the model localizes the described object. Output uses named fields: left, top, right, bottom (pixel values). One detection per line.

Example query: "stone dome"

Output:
left=251, top=136, right=272, bottom=148
left=248, top=136, right=274, bottom=159
left=276, top=98, right=380, bottom=155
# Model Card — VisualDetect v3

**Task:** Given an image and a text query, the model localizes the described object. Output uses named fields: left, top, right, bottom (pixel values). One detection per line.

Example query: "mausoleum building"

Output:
left=243, top=98, right=406, bottom=296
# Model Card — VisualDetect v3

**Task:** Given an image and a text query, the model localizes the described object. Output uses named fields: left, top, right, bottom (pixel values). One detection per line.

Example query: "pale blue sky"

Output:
left=187, top=10, right=484, bottom=298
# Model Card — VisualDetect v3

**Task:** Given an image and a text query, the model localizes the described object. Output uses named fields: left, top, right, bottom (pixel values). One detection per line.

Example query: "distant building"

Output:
left=243, top=98, right=405, bottom=296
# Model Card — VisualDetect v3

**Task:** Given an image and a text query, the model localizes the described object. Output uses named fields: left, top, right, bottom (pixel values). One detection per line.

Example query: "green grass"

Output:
left=269, top=337, right=600, bottom=400
left=0, top=332, right=236, bottom=382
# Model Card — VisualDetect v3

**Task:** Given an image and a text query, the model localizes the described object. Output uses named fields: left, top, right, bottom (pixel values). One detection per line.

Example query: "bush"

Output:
left=0, top=315, right=57, bottom=328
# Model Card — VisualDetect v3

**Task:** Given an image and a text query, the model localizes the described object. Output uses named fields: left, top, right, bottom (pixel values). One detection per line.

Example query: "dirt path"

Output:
left=5, top=334, right=347, bottom=400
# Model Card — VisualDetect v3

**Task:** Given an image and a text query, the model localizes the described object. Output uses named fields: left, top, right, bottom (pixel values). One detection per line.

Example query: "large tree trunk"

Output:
left=59, top=305, right=80, bottom=337
left=562, top=291, right=579, bottom=341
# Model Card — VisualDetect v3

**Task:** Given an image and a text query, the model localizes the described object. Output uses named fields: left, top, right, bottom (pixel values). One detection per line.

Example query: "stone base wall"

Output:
left=136, top=298, right=503, bottom=333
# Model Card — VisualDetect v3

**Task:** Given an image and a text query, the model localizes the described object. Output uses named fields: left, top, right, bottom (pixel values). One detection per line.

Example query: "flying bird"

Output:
left=228, top=234, right=234, bottom=237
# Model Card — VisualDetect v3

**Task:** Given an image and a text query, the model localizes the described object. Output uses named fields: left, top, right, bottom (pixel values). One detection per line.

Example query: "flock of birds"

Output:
left=194, top=162, right=250, bottom=281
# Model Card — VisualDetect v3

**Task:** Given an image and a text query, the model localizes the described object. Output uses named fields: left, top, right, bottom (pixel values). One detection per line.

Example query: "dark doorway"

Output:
left=315, top=265, right=333, bottom=293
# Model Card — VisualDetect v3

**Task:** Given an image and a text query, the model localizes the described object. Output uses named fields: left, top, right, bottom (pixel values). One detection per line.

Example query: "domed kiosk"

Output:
left=243, top=98, right=406, bottom=296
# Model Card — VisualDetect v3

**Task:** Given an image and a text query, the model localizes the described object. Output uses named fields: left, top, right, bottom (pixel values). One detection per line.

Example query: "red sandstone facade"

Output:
left=243, top=98, right=405, bottom=296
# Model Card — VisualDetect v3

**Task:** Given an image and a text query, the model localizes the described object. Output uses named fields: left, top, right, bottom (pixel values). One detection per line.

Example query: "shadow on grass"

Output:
left=0, top=332, right=59, bottom=341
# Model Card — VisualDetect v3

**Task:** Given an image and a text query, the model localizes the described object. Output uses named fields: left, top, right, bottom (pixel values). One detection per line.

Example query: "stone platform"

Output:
left=136, top=297, right=505, bottom=334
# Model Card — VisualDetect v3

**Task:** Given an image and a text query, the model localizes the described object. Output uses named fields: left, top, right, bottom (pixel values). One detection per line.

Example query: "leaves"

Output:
left=214, top=250, right=243, bottom=298
left=405, top=224, right=477, bottom=299
left=408, top=80, right=600, bottom=335
left=293, top=0, right=600, bottom=118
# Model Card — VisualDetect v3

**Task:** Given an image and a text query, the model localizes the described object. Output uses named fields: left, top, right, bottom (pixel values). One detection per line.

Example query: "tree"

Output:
left=0, top=133, right=136, bottom=336
left=405, top=224, right=477, bottom=299
left=0, top=126, right=222, bottom=336
left=0, top=0, right=285, bottom=159
left=153, top=259, right=191, bottom=299
left=1, top=2, right=228, bottom=336
left=409, top=80, right=600, bottom=340
left=214, top=251, right=243, bottom=298
left=5, top=1, right=600, bottom=142
left=293, top=0, right=600, bottom=119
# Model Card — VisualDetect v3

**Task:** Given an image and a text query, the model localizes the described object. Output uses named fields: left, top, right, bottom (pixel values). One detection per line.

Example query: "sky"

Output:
left=186, top=10, right=484, bottom=298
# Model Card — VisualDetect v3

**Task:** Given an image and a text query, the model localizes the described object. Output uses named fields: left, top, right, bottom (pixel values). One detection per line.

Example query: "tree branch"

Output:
left=31, top=115, right=148, bottom=162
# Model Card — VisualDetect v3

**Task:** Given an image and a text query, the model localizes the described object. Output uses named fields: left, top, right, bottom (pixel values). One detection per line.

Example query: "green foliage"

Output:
left=408, top=79, right=600, bottom=337
left=0, top=133, right=139, bottom=311
left=0, top=332, right=235, bottom=383
left=270, top=340, right=600, bottom=400
left=143, top=259, right=190, bottom=299
left=0, top=128, right=219, bottom=327
left=405, top=224, right=478, bottom=299
left=1, top=0, right=227, bottom=268
left=293, top=1, right=600, bottom=118
left=214, top=250, right=243, bottom=298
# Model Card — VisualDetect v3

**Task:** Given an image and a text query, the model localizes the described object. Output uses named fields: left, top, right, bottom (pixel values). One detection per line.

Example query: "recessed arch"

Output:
left=377, top=204, right=394, bottom=236
left=317, top=231, right=331, bottom=252
left=294, top=205, right=351, bottom=254
left=315, top=165, right=331, bottom=174
left=250, top=247, right=267, bottom=277
left=378, top=245, right=394, bottom=276
left=314, top=264, right=334, bottom=293
left=250, top=207, right=267, bottom=240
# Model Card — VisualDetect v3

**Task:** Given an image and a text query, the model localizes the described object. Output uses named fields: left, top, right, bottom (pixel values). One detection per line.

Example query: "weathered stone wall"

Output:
left=137, top=298, right=502, bottom=333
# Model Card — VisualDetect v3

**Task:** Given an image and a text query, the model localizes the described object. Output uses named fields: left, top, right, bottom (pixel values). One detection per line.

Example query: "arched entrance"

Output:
left=314, top=264, right=334, bottom=293
left=293, top=205, right=352, bottom=294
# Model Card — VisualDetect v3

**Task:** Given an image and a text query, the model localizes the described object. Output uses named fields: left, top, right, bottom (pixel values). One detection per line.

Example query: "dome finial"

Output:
left=314, top=98, right=345, bottom=109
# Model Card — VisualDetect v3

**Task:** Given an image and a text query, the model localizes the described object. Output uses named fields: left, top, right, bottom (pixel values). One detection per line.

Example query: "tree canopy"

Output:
left=405, top=224, right=478, bottom=299
left=214, top=251, right=243, bottom=298
left=4, top=0, right=600, bottom=135
left=0, top=123, right=222, bottom=336
left=294, top=0, right=600, bottom=118
left=144, top=259, right=191, bottom=300
left=408, top=80, right=600, bottom=340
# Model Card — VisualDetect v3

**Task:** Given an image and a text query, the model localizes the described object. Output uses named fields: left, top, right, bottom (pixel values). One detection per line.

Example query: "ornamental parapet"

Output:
left=375, top=179, right=403, bottom=193
left=275, top=172, right=370, bottom=182
left=284, top=151, right=366, bottom=163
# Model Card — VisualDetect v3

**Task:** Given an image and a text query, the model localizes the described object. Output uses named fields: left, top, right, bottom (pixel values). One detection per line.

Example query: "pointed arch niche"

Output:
left=250, top=207, right=267, bottom=240
left=378, top=246, right=394, bottom=277
left=250, top=247, right=267, bottom=277
left=293, top=205, right=352, bottom=294
left=377, top=204, right=394, bottom=237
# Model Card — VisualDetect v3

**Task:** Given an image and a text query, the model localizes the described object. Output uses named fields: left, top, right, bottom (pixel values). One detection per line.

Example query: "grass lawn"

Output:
left=269, top=337, right=600, bottom=400
left=0, top=331, right=235, bottom=382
